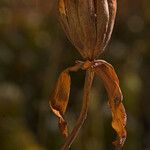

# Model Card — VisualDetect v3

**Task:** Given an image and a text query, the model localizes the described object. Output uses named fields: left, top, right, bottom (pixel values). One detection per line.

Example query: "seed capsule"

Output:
left=58, top=0, right=117, bottom=59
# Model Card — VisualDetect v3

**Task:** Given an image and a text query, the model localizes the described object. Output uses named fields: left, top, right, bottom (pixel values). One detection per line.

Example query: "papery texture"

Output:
left=49, top=62, right=85, bottom=138
left=49, top=70, right=71, bottom=138
left=94, top=60, right=127, bottom=147
left=58, top=0, right=117, bottom=59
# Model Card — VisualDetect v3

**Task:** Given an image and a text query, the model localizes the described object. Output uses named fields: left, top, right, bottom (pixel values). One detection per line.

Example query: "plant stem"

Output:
left=61, top=68, right=94, bottom=150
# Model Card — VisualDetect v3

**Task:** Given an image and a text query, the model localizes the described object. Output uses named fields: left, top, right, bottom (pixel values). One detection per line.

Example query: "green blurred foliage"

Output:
left=0, top=0, right=150, bottom=150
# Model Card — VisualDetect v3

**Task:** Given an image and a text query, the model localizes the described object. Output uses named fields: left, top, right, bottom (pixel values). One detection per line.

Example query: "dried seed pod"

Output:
left=50, top=0, right=127, bottom=149
left=58, top=0, right=117, bottom=59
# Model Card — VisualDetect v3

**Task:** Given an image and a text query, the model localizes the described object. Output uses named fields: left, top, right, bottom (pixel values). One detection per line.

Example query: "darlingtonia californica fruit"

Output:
left=49, top=0, right=127, bottom=149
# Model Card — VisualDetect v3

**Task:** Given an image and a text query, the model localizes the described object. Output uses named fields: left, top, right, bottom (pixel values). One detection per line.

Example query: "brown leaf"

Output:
left=94, top=60, right=127, bottom=147
left=49, top=69, right=71, bottom=138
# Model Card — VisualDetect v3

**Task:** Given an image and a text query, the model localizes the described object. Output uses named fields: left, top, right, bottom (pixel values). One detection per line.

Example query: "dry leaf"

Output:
left=49, top=70, right=71, bottom=138
left=94, top=60, right=127, bottom=147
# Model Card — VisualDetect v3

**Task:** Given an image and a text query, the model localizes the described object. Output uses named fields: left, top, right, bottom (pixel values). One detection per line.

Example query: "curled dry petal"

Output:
left=94, top=60, right=127, bottom=147
left=49, top=70, right=71, bottom=138
left=49, top=62, right=85, bottom=139
left=58, top=0, right=117, bottom=59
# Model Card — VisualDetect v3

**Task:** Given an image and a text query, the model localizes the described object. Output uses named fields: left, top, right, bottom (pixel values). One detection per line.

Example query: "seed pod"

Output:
left=58, top=0, right=117, bottom=59
left=50, top=0, right=127, bottom=148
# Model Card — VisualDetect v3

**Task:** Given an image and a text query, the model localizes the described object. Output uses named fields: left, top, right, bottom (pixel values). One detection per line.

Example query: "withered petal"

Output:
left=49, top=62, right=84, bottom=139
left=94, top=60, right=127, bottom=147
left=49, top=70, right=71, bottom=138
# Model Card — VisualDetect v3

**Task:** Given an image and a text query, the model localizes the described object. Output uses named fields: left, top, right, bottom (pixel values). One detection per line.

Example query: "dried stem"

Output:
left=61, top=68, right=94, bottom=150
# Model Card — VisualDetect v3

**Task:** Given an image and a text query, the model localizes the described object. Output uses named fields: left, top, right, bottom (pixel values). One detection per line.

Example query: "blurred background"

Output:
left=0, top=0, right=149, bottom=150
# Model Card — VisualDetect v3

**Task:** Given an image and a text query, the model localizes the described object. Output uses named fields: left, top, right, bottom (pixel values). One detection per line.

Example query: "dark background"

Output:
left=0, top=0, right=150, bottom=150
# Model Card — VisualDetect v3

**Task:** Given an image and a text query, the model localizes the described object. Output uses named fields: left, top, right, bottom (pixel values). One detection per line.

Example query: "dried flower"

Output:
left=49, top=0, right=127, bottom=149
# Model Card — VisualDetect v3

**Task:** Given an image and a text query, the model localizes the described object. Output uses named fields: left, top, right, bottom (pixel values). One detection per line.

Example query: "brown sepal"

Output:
left=94, top=60, right=127, bottom=147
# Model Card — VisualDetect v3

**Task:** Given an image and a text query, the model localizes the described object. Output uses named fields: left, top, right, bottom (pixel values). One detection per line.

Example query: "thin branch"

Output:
left=61, top=68, right=94, bottom=150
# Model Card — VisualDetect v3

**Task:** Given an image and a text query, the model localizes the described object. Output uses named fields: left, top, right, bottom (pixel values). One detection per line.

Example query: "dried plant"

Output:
left=49, top=0, right=127, bottom=149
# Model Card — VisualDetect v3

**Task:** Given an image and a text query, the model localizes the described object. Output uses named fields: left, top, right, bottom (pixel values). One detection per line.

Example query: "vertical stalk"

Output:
left=61, top=68, right=94, bottom=150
